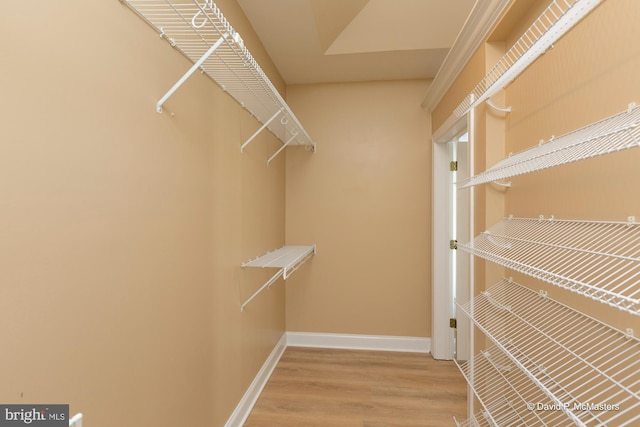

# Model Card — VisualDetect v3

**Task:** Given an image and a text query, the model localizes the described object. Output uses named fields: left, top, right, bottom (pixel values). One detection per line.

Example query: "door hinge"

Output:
left=450, top=239, right=458, bottom=250
left=450, top=318, right=457, bottom=328
left=450, top=161, right=458, bottom=171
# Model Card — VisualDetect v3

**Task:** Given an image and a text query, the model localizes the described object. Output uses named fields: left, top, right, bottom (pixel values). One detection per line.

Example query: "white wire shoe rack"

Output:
left=240, top=245, right=315, bottom=311
left=455, top=346, right=579, bottom=426
left=459, top=103, right=640, bottom=188
left=121, top=0, right=316, bottom=162
left=458, top=216, right=640, bottom=316
left=456, top=278, right=640, bottom=426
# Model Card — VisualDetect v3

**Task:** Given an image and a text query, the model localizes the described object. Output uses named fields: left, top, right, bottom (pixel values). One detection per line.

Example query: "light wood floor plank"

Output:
left=243, top=347, right=467, bottom=426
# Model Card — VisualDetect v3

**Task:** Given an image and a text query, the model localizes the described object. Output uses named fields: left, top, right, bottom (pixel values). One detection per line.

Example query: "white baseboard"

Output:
left=224, top=331, right=431, bottom=426
left=286, top=332, right=431, bottom=353
left=224, top=333, right=287, bottom=427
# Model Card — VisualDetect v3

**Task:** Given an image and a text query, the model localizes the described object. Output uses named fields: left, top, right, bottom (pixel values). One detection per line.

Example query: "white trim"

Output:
left=224, top=333, right=287, bottom=427
left=433, top=110, right=468, bottom=144
left=467, top=101, right=476, bottom=419
left=421, top=0, right=512, bottom=112
left=286, top=332, right=430, bottom=353
left=431, top=107, right=473, bottom=361
left=431, top=138, right=455, bottom=361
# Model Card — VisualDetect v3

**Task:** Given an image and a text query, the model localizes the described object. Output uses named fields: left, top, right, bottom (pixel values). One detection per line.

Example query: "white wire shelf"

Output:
left=459, top=103, right=640, bottom=188
left=240, top=245, right=315, bottom=311
left=457, top=278, right=640, bottom=426
left=450, top=0, right=602, bottom=122
left=121, top=0, right=316, bottom=162
left=458, top=216, right=640, bottom=315
left=456, top=346, right=577, bottom=426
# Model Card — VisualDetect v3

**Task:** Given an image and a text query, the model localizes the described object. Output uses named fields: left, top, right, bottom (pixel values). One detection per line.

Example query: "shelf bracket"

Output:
left=483, top=231, right=512, bottom=249
left=482, top=291, right=512, bottom=312
left=481, top=349, right=511, bottom=372
left=491, top=180, right=512, bottom=188
left=241, top=108, right=284, bottom=152
left=267, top=130, right=298, bottom=164
left=486, top=98, right=512, bottom=114
left=156, top=33, right=229, bottom=113
left=240, top=269, right=284, bottom=312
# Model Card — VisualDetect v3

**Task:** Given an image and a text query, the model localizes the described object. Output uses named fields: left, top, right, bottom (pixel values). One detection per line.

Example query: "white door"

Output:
left=450, top=133, right=470, bottom=361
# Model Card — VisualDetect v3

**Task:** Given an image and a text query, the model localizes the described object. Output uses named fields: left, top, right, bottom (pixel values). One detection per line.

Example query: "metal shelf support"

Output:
left=241, top=108, right=283, bottom=152
left=486, top=98, right=512, bottom=114
left=156, top=33, right=230, bottom=113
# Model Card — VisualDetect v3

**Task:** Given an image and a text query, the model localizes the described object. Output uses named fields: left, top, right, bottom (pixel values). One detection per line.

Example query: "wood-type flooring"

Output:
left=243, top=347, right=467, bottom=427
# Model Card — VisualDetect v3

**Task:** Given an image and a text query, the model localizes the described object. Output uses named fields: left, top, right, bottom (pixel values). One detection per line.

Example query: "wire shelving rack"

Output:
left=121, top=0, right=315, bottom=162
left=453, top=0, right=603, bottom=118
left=456, top=278, right=640, bottom=426
left=458, top=216, right=640, bottom=315
left=459, top=103, right=640, bottom=188
left=455, top=346, right=578, bottom=426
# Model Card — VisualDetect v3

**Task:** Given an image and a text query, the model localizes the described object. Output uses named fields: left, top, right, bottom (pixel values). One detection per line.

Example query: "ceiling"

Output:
left=237, top=0, right=477, bottom=85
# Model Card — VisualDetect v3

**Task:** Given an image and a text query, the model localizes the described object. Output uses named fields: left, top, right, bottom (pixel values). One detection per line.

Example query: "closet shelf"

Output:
left=458, top=216, right=640, bottom=315
left=456, top=346, right=577, bottom=426
left=459, top=103, right=640, bottom=188
left=457, top=278, right=640, bottom=426
left=451, top=0, right=603, bottom=119
left=240, top=245, right=315, bottom=311
left=121, top=0, right=316, bottom=160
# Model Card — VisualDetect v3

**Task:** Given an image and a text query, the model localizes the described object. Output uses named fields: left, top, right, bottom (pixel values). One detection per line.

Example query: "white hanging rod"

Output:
left=453, top=0, right=603, bottom=118
left=456, top=346, right=576, bottom=426
left=457, top=278, right=640, bottom=426
left=240, top=245, right=315, bottom=311
left=459, top=216, right=640, bottom=315
left=121, top=0, right=316, bottom=157
left=460, top=103, right=640, bottom=188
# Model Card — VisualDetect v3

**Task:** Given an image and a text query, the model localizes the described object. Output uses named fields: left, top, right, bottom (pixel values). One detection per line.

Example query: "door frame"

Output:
left=431, top=110, right=474, bottom=361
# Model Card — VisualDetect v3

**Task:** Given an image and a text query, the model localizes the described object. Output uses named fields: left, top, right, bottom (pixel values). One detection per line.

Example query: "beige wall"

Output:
left=0, top=1, right=286, bottom=426
left=285, top=80, right=432, bottom=337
